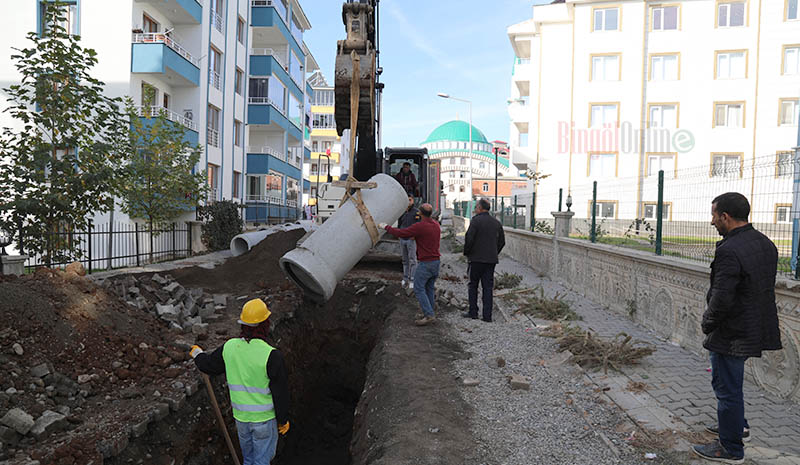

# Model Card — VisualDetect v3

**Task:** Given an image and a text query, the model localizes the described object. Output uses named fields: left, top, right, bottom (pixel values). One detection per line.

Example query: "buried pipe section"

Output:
left=230, top=223, right=315, bottom=257
left=280, top=173, right=408, bottom=302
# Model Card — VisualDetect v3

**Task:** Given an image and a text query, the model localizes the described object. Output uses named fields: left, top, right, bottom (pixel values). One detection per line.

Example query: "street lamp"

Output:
left=566, top=193, right=573, bottom=212
left=437, top=93, right=473, bottom=205
left=0, top=228, right=11, bottom=276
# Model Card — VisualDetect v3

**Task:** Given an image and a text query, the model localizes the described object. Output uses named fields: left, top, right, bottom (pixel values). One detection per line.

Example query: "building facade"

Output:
left=507, top=0, right=800, bottom=223
left=421, top=120, right=514, bottom=208
left=0, top=0, right=318, bottom=227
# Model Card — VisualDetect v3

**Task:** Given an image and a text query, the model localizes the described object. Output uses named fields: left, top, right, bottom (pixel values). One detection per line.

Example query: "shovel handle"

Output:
left=203, top=373, right=242, bottom=465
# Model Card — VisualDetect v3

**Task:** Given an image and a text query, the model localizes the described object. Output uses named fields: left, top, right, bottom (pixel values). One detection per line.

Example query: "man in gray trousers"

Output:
left=397, top=194, right=420, bottom=290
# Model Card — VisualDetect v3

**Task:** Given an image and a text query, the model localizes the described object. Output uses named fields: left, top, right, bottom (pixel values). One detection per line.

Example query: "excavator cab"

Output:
left=383, top=147, right=442, bottom=216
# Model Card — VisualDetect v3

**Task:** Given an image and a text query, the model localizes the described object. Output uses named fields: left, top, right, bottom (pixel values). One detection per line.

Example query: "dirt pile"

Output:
left=170, top=229, right=305, bottom=294
left=0, top=269, right=197, bottom=464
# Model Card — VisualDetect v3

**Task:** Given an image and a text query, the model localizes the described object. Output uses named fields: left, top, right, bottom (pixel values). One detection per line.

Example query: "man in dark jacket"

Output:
left=395, top=162, right=419, bottom=197
left=398, top=194, right=421, bottom=290
left=463, top=198, right=506, bottom=322
left=692, top=192, right=782, bottom=465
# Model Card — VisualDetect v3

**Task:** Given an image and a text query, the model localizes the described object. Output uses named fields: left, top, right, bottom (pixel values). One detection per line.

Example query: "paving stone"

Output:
left=213, top=294, right=228, bottom=306
left=29, top=410, right=66, bottom=438
left=509, top=374, right=530, bottom=391
left=163, top=282, right=181, bottom=294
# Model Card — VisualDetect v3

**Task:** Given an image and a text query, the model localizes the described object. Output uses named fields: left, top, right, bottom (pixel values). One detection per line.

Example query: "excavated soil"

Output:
left=169, top=229, right=306, bottom=294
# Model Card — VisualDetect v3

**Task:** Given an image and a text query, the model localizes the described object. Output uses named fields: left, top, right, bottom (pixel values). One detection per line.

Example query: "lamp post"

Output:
left=437, top=93, right=472, bottom=205
left=0, top=228, right=11, bottom=276
left=493, top=147, right=499, bottom=211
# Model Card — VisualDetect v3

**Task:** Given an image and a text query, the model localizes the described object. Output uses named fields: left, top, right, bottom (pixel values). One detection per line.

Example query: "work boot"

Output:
left=401, top=279, right=407, bottom=288
left=461, top=312, right=478, bottom=319
left=691, top=440, right=744, bottom=464
left=704, top=425, right=750, bottom=443
left=414, top=316, right=435, bottom=326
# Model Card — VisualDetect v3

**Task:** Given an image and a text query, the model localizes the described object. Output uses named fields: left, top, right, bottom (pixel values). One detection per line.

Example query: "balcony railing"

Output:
left=211, top=11, right=224, bottom=33
left=246, top=146, right=286, bottom=162
left=250, top=48, right=287, bottom=69
left=132, top=33, right=200, bottom=68
left=248, top=96, right=286, bottom=117
left=207, top=127, right=220, bottom=148
left=208, top=187, right=219, bottom=201
left=135, top=105, right=198, bottom=132
left=288, top=154, right=302, bottom=169
left=209, top=69, right=221, bottom=90
left=251, top=0, right=287, bottom=24
left=286, top=199, right=298, bottom=208
left=246, top=194, right=284, bottom=204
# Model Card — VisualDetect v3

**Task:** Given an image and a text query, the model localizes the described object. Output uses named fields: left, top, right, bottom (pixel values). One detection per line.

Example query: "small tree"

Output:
left=118, top=100, right=207, bottom=262
left=198, top=201, right=243, bottom=251
left=0, top=3, right=125, bottom=264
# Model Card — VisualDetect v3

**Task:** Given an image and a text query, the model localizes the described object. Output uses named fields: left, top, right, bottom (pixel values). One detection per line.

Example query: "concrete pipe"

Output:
left=230, top=223, right=314, bottom=257
left=280, top=173, right=407, bottom=302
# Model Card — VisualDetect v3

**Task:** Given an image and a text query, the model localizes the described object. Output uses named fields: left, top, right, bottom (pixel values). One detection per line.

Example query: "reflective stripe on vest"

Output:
left=222, top=338, right=276, bottom=423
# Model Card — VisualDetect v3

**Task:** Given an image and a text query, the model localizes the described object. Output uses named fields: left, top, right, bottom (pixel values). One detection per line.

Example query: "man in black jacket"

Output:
left=463, top=198, right=505, bottom=322
left=397, top=194, right=421, bottom=289
left=692, top=192, right=782, bottom=464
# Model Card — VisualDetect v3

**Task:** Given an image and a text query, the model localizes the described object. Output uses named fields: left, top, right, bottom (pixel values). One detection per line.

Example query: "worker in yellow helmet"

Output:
left=190, top=298, right=289, bottom=465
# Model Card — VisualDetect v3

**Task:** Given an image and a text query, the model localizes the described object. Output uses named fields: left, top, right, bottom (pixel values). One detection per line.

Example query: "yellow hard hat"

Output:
left=238, top=298, right=271, bottom=326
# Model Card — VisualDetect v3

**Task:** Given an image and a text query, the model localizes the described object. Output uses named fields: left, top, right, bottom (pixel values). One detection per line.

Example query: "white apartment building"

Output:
left=0, top=0, right=318, bottom=227
left=508, top=0, right=800, bottom=224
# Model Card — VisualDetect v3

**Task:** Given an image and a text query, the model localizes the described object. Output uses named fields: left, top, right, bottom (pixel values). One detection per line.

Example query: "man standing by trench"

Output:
left=380, top=203, right=441, bottom=326
left=692, top=192, right=782, bottom=464
left=191, top=298, right=291, bottom=465
left=463, top=198, right=505, bottom=323
left=397, top=194, right=420, bottom=291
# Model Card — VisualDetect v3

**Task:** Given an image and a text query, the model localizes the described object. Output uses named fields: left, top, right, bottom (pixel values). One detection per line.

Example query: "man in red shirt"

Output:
left=380, top=203, right=441, bottom=326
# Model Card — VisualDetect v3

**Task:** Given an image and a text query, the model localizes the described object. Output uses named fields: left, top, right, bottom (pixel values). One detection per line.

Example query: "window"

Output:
left=649, top=54, right=679, bottom=80
left=647, top=153, right=676, bottom=177
left=459, top=171, right=466, bottom=179
left=312, top=114, right=335, bottom=129
left=784, top=46, right=800, bottom=75
left=210, top=47, right=222, bottom=90
left=269, top=77, right=287, bottom=111
left=716, top=51, right=747, bottom=79
left=208, top=163, right=219, bottom=199
left=207, top=105, right=220, bottom=147
left=289, top=93, right=301, bottom=127
left=290, top=50, right=303, bottom=86
left=590, top=103, right=618, bottom=128
left=588, top=153, right=617, bottom=177
left=286, top=178, right=299, bottom=205
left=711, top=153, right=742, bottom=178
left=479, top=162, right=486, bottom=169
left=233, top=171, right=241, bottom=198
left=714, top=102, right=745, bottom=128
left=482, top=183, right=489, bottom=192
left=649, top=104, right=678, bottom=128
left=450, top=158, right=457, bottom=165
left=460, top=157, right=466, bottom=165
left=247, top=175, right=263, bottom=201
left=652, top=5, right=679, bottom=30
left=777, top=152, right=793, bottom=177
left=780, top=98, right=799, bottom=125
left=459, top=186, right=466, bottom=193
left=40, top=1, right=79, bottom=36
left=776, top=204, right=792, bottom=223
left=141, top=82, right=158, bottom=107
left=266, top=170, right=283, bottom=201
left=235, top=68, right=243, bottom=95
left=162, top=93, right=170, bottom=110
left=237, top=17, right=245, bottom=44
left=591, top=201, right=617, bottom=219
left=143, top=13, right=159, bottom=33
left=449, top=185, right=455, bottom=192
left=591, top=54, right=621, bottom=81
left=519, top=133, right=529, bottom=147
left=643, top=203, right=670, bottom=220
left=234, top=120, right=242, bottom=147
left=787, top=0, right=798, bottom=20
left=449, top=171, right=456, bottom=178
left=593, top=7, right=620, bottom=31
left=717, top=2, right=745, bottom=27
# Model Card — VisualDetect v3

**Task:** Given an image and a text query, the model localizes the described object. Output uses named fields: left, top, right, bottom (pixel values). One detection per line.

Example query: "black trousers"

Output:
left=468, top=262, right=495, bottom=321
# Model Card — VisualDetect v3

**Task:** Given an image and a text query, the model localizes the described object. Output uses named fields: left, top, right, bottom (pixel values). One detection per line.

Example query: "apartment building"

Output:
left=507, top=0, right=800, bottom=223
left=0, top=0, right=318, bottom=226
left=303, top=70, right=350, bottom=209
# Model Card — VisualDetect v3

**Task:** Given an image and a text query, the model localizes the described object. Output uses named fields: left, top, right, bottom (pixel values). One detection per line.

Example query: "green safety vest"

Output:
left=222, top=338, right=276, bottom=423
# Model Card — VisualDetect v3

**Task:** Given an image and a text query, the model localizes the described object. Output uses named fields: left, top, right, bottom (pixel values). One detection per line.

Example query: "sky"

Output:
left=300, top=0, right=549, bottom=148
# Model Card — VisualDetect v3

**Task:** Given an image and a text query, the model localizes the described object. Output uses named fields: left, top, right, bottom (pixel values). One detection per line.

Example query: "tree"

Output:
left=0, top=2, right=125, bottom=264
left=118, top=100, right=207, bottom=262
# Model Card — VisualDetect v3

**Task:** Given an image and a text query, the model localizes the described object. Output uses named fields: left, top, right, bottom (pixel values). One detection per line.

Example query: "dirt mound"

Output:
left=170, top=229, right=305, bottom=294
left=0, top=269, right=191, bottom=464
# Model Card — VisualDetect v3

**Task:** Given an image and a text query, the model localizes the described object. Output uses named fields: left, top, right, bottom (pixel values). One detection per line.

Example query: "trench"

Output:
left=106, top=277, right=395, bottom=465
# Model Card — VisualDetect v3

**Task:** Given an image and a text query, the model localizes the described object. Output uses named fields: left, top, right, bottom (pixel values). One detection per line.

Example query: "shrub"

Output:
left=199, top=201, right=243, bottom=251
left=494, top=272, right=523, bottom=290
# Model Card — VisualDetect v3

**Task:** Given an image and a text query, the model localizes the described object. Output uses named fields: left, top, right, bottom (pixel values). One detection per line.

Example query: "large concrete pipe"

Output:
left=230, top=222, right=315, bottom=257
left=279, top=173, right=407, bottom=302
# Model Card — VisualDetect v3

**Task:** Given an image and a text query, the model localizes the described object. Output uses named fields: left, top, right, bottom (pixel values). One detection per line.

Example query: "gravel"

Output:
left=434, top=244, right=673, bottom=465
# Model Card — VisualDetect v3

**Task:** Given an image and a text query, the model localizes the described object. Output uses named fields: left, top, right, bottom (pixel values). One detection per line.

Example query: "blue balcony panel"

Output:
left=246, top=153, right=302, bottom=179
left=249, top=55, right=303, bottom=100
left=134, top=118, right=199, bottom=146
left=245, top=205, right=299, bottom=222
left=247, top=104, right=302, bottom=141
left=250, top=5, right=304, bottom=59
left=131, top=43, right=200, bottom=87
left=303, top=179, right=310, bottom=190
left=304, top=147, right=311, bottom=160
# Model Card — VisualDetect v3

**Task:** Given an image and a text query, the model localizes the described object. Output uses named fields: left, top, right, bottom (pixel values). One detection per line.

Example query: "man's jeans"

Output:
left=400, top=238, right=417, bottom=283
left=413, top=260, right=440, bottom=317
left=468, top=262, right=496, bottom=321
left=710, top=352, right=749, bottom=458
left=235, top=418, right=278, bottom=465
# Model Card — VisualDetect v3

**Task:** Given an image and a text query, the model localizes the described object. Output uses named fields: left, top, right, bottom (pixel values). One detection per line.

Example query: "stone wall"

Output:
left=493, top=226, right=800, bottom=403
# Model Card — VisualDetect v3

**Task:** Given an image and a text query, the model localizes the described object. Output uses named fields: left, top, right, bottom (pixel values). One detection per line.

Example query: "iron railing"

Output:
left=132, top=33, right=200, bottom=67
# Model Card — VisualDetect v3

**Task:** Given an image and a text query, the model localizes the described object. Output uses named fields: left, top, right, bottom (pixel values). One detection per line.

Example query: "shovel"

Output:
left=202, top=373, right=242, bottom=465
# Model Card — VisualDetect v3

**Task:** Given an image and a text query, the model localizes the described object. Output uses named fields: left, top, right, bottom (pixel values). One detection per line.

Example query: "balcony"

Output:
left=131, top=34, right=200, bottom=87
left=133, top=0, right=202, bottom=25
left=135, top=105, right=199, bottom=146
left=511, top=146, right=536, bottom=171
left=249, top=52, right=303, bottom=101
left=250, top=48, right=286, bottom=69
left=247, top=145, right=286, bottom=162
left=247, top=97, right=302, bottom=140
left=512, top=62, right=533, bottom=97
left=250, top=0, right=304, bottom=55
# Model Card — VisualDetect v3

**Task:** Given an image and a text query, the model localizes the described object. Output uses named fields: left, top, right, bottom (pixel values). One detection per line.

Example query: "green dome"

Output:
left=422, top=120, right=489, bottom=145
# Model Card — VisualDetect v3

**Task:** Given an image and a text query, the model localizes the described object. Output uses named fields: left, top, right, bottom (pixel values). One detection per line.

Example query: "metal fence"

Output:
left=20, top=222, right=192, bottom=274
left=458, top=152, right=800, bottom=278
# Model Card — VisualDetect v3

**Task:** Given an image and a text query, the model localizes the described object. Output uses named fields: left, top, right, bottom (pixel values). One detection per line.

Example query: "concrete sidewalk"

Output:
left=88, top=250, right=231, bottom=280
left=494, top=255, right=800, bottom=465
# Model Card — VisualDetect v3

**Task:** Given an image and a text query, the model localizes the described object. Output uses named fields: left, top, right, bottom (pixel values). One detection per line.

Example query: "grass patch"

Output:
left=541, top=323, right=655, bottom=373
left=494, top=271, right=522, bottom=290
